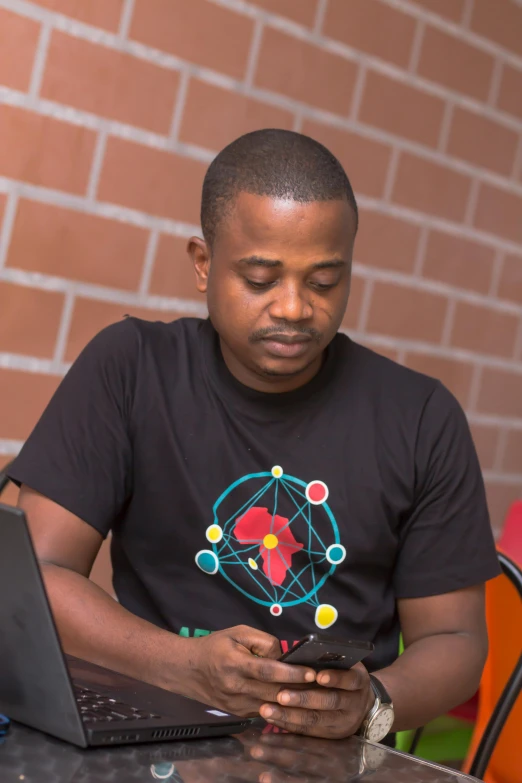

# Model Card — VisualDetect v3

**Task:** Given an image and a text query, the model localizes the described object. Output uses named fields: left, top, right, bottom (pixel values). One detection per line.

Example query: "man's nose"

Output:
left=268, top=281, right=313, bottom=322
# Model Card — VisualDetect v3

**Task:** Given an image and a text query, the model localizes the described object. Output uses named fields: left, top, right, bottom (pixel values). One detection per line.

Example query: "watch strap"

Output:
left=369, top=674, right=392, bottom=706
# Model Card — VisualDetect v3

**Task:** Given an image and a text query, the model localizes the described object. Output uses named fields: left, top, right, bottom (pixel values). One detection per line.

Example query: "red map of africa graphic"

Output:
left=233, top=507, right=304, bottom=586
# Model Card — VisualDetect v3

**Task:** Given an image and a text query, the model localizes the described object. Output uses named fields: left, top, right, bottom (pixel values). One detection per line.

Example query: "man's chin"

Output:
left=253, top=355, right=320, bottom=379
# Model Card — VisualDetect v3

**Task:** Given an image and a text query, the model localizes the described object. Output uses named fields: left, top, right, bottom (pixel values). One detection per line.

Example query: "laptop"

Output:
left=0, top=502, right=249, bottom=748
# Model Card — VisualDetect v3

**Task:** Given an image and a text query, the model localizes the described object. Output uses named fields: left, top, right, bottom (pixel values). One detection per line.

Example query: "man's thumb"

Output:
left=234, top=626, right=281, bottom=659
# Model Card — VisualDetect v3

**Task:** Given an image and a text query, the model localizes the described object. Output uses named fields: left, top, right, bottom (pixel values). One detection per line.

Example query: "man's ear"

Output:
left=187, top=237, right=210, bottom=293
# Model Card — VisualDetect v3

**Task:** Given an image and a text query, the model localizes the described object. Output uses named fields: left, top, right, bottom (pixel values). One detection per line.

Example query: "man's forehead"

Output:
left=215, top=192, right=356, bottom=247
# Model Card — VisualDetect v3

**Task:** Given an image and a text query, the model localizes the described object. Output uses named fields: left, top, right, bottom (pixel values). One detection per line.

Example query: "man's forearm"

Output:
left=374, top=633, right=487, bottom=731
left=41, top=563, right=194, bottom=697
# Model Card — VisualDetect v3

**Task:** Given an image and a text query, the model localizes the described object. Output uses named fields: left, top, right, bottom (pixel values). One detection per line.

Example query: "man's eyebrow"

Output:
left=236, top=256, right=283, bottom=268
left=235, top=257, right=347, bottom=270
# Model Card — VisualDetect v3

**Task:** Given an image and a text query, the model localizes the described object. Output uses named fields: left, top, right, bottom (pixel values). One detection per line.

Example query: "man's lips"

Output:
left=259, top=334, right=313, bottom=358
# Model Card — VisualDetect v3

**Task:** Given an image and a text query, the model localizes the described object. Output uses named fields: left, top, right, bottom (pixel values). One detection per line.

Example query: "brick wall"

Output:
left=1, top=0, right=522, bottom=540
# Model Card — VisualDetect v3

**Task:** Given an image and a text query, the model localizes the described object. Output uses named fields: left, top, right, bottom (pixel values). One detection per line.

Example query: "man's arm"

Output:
left=19, top=485, right=317, bottom=717
left=258, top=585, right=488, bottom=737
left=375, top=585, right=488, bottom=730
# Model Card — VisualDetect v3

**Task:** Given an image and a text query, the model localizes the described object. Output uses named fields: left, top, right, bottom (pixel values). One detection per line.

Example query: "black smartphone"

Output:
left=278, top=634, right=374, bottom=670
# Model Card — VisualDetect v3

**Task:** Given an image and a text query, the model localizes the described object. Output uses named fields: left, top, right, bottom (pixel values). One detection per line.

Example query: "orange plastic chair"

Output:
left=463, top=551, right=522, bottom=782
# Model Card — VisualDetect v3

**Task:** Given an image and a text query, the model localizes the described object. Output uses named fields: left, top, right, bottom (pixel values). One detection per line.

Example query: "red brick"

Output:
left=471, top=0, right=522, bottom=57
left=392, top=152, right=472, bottom=222
left=474, top=183, right=522, bottom=244
left=422, top=231, right=495, bottom=294
left=358, top=71, right=445, bottom=148
left=179, top=79, right=294, bottom=152
left=498, top=254, right=522, bottom=305
left=0, top=105, right=95, bottom=194
left=41, top=31, right=179, bottom=134
left=450, top=302, right=519, bottom=358
left=503, top=430, right=522, bottom=474
left=255, top=27, right=357, bottom=114
left=65, top=298, right=190, bottom=362
left=341, top=273, right=365, bottom=330
left=497, top=64, right=522, bottom=121
left=408, top=0, right=465, bottom=22
left=130, top=0, right=253, bottom=80
left=478, top=368, right=522, bottom=417
left=447, top=107, right=518, bottom=177
left=418, top=27, right=494, bottom=102
left=7, top=199, right=149, bottom=291
left=251, top=0, right=318, bottom=26
left=98, top=137, right=206, bottom=226
left=30, top=0, right=124, bottom=32
left=0, top=369, right=60, bottom=440
left=0, top=8, right=40, bottom=92
left=149, top=235, right=206, bottom=301
left=404, top=352, right=474, bottom=407
left=302, top=120, right=391, bottom=198
left=485, top=482, right=522, bottom=536
left=367, top=282, right=448, bottom=342
left=470, top=423, right=500, bottom=471
left=355, top=210, right=420, bottom=273
left=0, top=282, right=63, bottom=358
left=322, top=0, right=416, bottom=69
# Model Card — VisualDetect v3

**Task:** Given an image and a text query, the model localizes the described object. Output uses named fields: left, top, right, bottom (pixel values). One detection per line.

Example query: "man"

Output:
left=8, top=130, right=499, bottom=744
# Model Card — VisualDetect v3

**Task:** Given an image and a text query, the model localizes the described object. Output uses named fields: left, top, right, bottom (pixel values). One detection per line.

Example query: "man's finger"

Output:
left=246, top=656, right=316, bottom=685
left=232, top=625, right=282, bottom=659
left=260, top=703, right=325, bottom=729
left=316, top=662, right=368, bottom=691
left=276, top=686, right=346, bottom=711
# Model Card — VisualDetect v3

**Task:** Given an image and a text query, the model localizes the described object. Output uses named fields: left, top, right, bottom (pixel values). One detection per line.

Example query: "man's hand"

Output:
left=258, top=662, right=373, bottom=739
left=181, top=625, right=316, bottom=718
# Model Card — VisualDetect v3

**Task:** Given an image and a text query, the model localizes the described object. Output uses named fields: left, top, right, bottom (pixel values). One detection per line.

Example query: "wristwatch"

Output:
left=357, top=675, right=394, bottom=743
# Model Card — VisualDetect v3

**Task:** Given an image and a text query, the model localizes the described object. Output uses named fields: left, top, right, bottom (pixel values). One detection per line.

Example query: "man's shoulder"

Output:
left=86, top=315, right=205, bottom=361
left=337, top=334, right=439, bottom=400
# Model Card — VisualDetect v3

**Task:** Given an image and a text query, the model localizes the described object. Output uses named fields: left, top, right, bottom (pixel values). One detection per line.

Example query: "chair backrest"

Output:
left=464, top=551, right=522, bottom=782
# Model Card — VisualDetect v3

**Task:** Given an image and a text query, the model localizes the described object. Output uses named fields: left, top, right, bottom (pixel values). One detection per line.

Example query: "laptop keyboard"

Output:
left=74, top=685, right=162, bottom=723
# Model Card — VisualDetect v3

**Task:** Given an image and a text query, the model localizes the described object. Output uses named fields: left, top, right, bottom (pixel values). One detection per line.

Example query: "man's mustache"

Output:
left=249, top=326, right=322, bottom=343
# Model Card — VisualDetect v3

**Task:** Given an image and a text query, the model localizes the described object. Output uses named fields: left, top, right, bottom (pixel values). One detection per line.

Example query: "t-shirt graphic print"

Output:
left=195, top=465, right=345, bottom=630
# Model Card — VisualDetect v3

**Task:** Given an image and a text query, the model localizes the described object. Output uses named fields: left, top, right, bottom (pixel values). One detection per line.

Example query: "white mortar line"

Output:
left=138, top=230, right=160, bottom=296
left=408, top=18, right=425, bottom=73
left=464, top=179, right=480, bottom=226
left=0, top=193, right=18, bottom=272
left=437, top=101, right=454, bottom=153
left=357, top=279, right=374, bottom=332
left=488, top=250, right=504, bottom=298
left=85, top=129, right=108, bottom=201
left=52, top=289, right=75, bottom=363
left=313, top=0, right=328, bottom=36
left=487, top=58, right=504, bottom=107
left=466, top=364, right=483, bottom=412
left=383, top=148, right=401, bottom=202
left=292, top=113, right=304, bottom=132
left=440, top=298, right=456, bottom=347
left=168, top=70, right=190, bottom=146
left=412, top=225, right=430, bottom=277
left=0, top=440, right=23, bottom=456
left=468, top=413, right=522, bottom=430
left=482, top=470, right=522, bottom=485
left=118, top=0, right=135, bottom=39
left=28, top=21, right=52, bottom=99
left=0, top=352, right=66, bottom=374
left=348, top=64, right=367, bottom=121
left=244, top=18, right=264, bottom=89
left=461, top=0, right=475, bottom=28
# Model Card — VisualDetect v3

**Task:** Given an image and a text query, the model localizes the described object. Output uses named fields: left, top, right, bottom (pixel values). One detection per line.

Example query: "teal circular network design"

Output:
left=195, top=466, right=346, bottom=629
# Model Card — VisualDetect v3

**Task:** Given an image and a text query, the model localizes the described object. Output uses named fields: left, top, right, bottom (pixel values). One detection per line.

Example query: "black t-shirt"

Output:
left=9, top=317, right=500, bottom=673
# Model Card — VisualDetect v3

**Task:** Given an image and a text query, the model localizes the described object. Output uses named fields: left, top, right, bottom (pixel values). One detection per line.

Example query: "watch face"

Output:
left=367, top=706, right=394, bottom=743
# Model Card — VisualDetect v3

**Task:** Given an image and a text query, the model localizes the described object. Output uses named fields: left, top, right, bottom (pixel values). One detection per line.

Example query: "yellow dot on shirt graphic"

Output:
left=263, top=533, right=279, bottom=550
left=271, top=465, right=283, bottom=478
left=315, top=604, right=338, bottom=630
left=206, top=524, right=223, bottom=543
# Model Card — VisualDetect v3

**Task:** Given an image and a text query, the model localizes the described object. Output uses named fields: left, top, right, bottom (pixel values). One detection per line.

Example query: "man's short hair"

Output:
left=201, top=128, right=358, bottom=248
